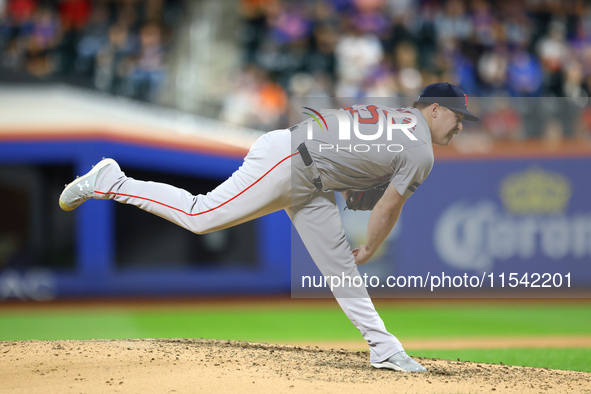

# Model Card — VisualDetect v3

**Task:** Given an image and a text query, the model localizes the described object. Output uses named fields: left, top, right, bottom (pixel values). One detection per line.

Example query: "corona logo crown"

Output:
left=500, top=167, right=571, bottom=215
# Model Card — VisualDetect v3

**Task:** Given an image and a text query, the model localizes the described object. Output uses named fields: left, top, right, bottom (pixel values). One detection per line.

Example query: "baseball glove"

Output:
left=345, top=182, right=389, bottom=211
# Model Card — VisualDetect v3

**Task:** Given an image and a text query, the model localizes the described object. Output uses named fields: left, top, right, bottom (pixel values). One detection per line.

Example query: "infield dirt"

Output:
left=2, top=338, right=590, bottom=393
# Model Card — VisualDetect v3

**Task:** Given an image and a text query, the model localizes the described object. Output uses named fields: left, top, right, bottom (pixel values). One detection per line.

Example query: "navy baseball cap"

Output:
left=416, top=82, right=479, bottom=121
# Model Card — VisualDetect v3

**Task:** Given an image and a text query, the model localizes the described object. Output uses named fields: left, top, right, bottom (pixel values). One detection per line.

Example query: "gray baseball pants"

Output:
left=94, top=129, right=403, bottom=363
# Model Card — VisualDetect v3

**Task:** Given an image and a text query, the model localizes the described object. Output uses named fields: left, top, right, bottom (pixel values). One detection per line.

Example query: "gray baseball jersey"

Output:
left=291, top=105, right=434, bottom=198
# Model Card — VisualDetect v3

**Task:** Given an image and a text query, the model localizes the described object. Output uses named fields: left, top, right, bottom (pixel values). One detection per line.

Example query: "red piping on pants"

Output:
left=94, top=152, right=299, bottom=216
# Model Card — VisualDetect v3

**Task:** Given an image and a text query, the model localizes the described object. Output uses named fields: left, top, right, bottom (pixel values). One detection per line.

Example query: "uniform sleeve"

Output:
left=391, top=146, right=434, bottom=198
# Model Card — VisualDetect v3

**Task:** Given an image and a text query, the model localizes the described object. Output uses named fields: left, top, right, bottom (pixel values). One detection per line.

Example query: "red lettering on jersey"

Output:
left=345, top=104, right=381, bottom=124
left=383, top=109, right=416, bottom=132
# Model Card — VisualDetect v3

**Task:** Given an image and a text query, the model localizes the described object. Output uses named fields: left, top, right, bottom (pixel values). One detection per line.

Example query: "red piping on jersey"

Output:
left=94, top=152, right=300, bottom=216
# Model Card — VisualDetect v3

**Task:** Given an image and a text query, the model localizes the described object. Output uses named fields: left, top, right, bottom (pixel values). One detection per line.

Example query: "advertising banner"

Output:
left=397, top=159, right=591, bottom=296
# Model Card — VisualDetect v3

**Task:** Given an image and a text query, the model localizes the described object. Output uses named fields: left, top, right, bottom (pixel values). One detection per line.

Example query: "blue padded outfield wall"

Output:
left=0, top=138, right=291, bottom=300
left=394, top=158, right=591, bottom=296
left=1, top=137, right=590, bottom=300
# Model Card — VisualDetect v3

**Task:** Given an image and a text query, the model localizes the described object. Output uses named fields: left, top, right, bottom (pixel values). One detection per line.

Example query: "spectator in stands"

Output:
left=392, top=40, right=422, bottom=96
left=58, top=0, right=91, bottom=30
left=74, top=4, right=110, bottom=79
left=1, top=0, right=36, bottom=69
left=94, top=23, right=137, bottom=95
left=506, top=44, right=543, bottom=97
left=334, top=17, right=383, bottom=96
left=125, top=23, right=167, bottom=102
left=239, top=0, right=274, bottom=65
left=433, top=0, right=472, bottom=44
left=351, top=0, right=390, bottom=38
left=24, top=6, right=59, bottom=76
left=477, top=45, right=509, bottom=95
left=56, top=0, right=91, bottom=75
left=302, top=23, right=337, bottom=82
left=5, top=0, right=36, bottom=40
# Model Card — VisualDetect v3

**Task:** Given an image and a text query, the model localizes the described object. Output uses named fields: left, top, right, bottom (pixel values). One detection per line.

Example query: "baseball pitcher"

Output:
left=59, top=82, right=478, bottom=372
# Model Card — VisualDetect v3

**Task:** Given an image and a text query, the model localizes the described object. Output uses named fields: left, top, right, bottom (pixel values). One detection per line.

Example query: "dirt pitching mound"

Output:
left=2, top=338, right=590, bottom=393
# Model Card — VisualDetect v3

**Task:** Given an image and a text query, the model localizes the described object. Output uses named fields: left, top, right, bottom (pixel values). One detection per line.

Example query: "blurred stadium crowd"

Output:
left=227, top=0, right=591, bottom=137
left=238, top=0, right=591, bottom=98
left=0, top=0, right=182, bottom=101
left=1, top=0, right=590, bottom=139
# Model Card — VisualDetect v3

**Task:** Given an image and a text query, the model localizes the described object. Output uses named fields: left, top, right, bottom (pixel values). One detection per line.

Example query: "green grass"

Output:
left=413, top=348, right=591, bottom=373
left=1, top=303, right=590, bottom=371
left=2, top=305, right=590, bottom=342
